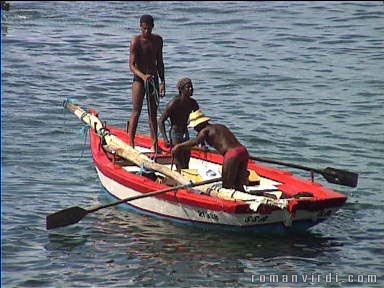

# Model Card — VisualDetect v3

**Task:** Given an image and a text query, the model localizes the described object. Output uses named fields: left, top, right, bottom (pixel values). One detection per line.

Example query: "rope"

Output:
left=64, top=124, right=89, bottom=164
left=144, top=79, right=175, bottom=158
left=62, top=101, right=90, bottom=164
left=144, top=78, right=163, bottom=158
left=139, top=163, right=146, bottom=175
left=145, top=78, right=160, bottom=107
left=146, top=78, right=171, bottom=125
left=80, top=111, right=88, bottom=122
left=170, top=155, right=175, bottom=171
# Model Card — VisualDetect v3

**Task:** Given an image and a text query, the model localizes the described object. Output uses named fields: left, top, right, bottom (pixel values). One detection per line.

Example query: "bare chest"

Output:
left=138, top=38, right=159, bottom=59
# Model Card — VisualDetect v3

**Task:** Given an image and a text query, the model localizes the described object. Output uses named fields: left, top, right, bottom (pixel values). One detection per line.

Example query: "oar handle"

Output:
left=88, top=177, right=222, bottom=213
left=249, top=156, right=322, bottom=174
left=191, top=147, right=358, bottom=187
left=192, top=147, right=321, bottom=173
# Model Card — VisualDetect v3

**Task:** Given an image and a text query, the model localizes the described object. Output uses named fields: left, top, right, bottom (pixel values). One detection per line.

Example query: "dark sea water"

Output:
left=2, top=1, right=383, bottom=287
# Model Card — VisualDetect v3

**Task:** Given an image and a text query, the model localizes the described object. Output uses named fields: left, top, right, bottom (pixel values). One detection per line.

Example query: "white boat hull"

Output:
left=96, top=167, right=338, bottom=232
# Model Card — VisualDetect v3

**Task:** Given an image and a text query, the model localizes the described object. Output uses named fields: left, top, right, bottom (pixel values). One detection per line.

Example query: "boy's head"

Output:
left=140, top=14, right=154, bottom=27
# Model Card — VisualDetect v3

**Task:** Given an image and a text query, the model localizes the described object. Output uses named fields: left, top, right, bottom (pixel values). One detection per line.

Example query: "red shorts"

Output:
left=224, top=146, right=249, bottom=162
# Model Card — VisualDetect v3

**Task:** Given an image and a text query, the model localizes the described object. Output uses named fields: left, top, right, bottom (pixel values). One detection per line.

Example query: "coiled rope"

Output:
left=144, top=78, right=171, bottom=159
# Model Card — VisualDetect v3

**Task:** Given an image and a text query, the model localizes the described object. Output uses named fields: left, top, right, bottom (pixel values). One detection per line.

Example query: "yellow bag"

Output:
left=181, top=169, right=204, bottom=183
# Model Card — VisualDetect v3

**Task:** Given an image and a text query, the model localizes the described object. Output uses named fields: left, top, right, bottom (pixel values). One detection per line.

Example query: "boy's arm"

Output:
left=157, top=36, right=165, bottom=97
left=172, top=129, right=208, bottom=154
left=158, top=100, right=174, bottom=146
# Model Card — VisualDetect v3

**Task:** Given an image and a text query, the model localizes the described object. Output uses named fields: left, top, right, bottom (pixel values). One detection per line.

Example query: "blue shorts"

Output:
left=170, top=130, right=189, bottom=146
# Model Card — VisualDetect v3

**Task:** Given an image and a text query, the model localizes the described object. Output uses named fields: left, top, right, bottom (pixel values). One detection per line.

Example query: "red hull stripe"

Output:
left=89, top=126, right=347, bottom=214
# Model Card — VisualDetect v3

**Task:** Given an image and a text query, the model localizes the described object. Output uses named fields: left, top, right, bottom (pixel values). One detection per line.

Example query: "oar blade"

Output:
left=46, top=206, right=89, bottom=230
left=322, top=167, right=358, bottom=188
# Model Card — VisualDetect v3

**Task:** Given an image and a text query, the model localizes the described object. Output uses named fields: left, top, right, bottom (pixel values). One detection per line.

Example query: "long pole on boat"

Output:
left=46, top=177, right=222, bottom=230
left=63, top=99, right=190, bottom=185
left=191, top=147, right=358, bottom=188
left=248, top=156, right=358, bottom=188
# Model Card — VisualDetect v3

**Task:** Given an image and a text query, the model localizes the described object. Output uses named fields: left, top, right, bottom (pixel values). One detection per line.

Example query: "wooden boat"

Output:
left=46, top=101, right=358, bottom=233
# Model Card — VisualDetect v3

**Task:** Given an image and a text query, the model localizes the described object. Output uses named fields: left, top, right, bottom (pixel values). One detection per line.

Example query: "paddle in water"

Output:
left=46, top=177, right=222, bottom=230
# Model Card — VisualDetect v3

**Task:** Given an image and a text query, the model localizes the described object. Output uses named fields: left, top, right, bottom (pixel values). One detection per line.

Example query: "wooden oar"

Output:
left=248, top=156, right=358, bottom=188
left=191, top=147, right=358, bottom=188
left=46, top=177, right=222, bottom=230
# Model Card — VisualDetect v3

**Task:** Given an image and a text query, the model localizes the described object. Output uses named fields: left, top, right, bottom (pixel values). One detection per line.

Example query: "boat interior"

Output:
left=103, top=144, right=293, bottom=200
